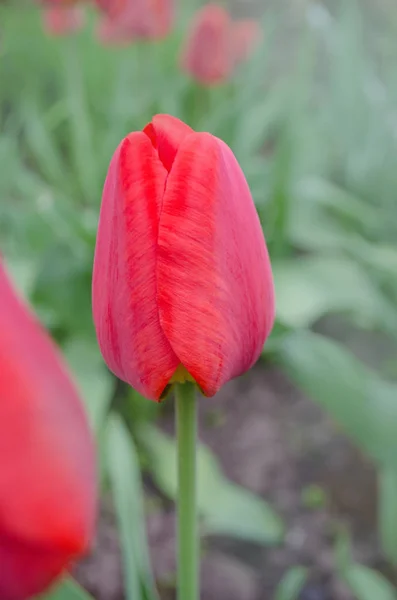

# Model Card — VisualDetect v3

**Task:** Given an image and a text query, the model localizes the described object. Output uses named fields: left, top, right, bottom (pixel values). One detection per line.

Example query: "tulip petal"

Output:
left=157, top=132, right=275, bottom=396
left=92, top=132, right=179, bottom=400
left=143, top=114, right=193, bottom=173
left=0, top=536, right=67, bottom=600
left=0, top=264, right=96, bottom=599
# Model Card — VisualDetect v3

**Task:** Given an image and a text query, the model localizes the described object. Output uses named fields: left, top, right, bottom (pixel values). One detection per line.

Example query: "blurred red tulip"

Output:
left=181, top=4, right=262, bottom=84
left=181, top=4, right=233, bottom=85
left=232, top=19, right=262, bottom=65
left=94, top=0, right=127, bottom=17
left=92, top=114, right=275, bottom=401
left=95, top=0, right=173, bottom=44
left=42, top=6, right=85, bottom=36
left=0, top=263, right=96, bottom=599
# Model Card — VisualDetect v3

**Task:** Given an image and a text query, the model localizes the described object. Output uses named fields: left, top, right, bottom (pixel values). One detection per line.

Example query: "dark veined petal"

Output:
left=156, top=132, right=275, bottom=396
left=143, top=114, right=193, bottom=173
left=92, top=132, right=179, bottom=400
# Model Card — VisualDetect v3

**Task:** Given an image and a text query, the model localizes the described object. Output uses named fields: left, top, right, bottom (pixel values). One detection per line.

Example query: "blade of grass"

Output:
left=106, top=416, right=160, bottom=600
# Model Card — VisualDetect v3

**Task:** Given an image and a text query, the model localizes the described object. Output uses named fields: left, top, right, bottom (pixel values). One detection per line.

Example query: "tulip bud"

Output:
left=94, top=0, right=127, bottom=18
left=181, top=4, right=262, bottom=85
left=181, top=4, right=233, bottom=85
left=42, top=6, right=85, bottom=36
left=95, top=0, right=173, bottom=44
left=0, top=262, right=96, bottom=600
left=93, top=114, right=275, bottom=401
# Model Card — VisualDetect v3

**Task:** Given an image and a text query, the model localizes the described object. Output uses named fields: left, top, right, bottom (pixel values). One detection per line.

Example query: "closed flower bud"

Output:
left=181, top=4, right=262, bottom=85
left=93, top=115, right=275, bottom=401
left=94, top=0, right=127, bottom=19
left=42, top=6, right=85, bottom=36
left=181, top=4, right=233, bottom=85
left=95, top=0, right=173, bottom=44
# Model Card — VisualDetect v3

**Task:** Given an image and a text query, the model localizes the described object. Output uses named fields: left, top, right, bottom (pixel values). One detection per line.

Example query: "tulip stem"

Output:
left=175, top=382, right=199, bottom=600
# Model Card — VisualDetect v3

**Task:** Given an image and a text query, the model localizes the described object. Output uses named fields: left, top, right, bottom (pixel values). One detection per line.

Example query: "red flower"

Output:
left=95, top=0, right=173, bottom=44
left=94, top=0, right=128, bottom=18
left=0, top=263, right=96, bottom=599
left=181, top=4, right=233, bottom=85
left=42, top=6, right=85, bottom=36
left=92, top=114, right=275, bottom=401
left=181, top=4, right=261, bottom=85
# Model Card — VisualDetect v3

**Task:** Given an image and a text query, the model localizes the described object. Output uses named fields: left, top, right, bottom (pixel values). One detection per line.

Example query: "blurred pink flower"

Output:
left=94, top=0, right=127, bottom=19
left=0, top=261, right=96, bottom=599
left=95, top=0, right=173, bottom=44
left=42, top=6, right=85, bottom=36
left=181, top=4, right=261, bottom=85
left=181, top=4, right=233, bottom=85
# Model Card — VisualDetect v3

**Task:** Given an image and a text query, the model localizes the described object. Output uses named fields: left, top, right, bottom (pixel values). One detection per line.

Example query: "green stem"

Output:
left=175, top=383, right=199, bottom=600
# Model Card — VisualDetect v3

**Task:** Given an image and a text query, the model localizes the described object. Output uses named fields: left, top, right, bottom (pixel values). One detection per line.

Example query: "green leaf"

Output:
left=63, top=338, right=114, bottom=436
left=233, top=82, right=288, bottom=158
left=139, top=425, right=284, bottom=545
left=379, top=468, right=397, bottom=565
left=202, top=481, right=284, bottom=543
left=289, top=196, right=352, bottom=253
left=3, top=257, right=37, bottom=300
left=32, top=243, right=92, bottom=334
left=343, top=565, right=397, bottom=600
left=41, top=577, right=93, bottom=600
left=276, top=330, right=397, bottom=467
left=334, top=527, right=353, bottom=574
left=106, top=416, right=159, bottom=600
left=267, top=122, right=293, bottom=259
left=294, top=177, right=378, bottom=234
left=21, top=102, right=71, bottom=193
left=353, top=243, right=397, bottom=280
left=273, top=257, right=393, bottom=330
left=62, top=40, right=98, bottom=203
left=275, top=567, right=308, bottom=600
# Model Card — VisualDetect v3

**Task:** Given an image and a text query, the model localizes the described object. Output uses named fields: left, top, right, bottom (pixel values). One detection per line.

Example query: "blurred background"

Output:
left=1, top=1, right=397, bottom=599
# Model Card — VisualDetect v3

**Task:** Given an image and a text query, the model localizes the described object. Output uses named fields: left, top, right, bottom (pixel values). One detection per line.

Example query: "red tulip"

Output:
left=181, top=4, right=233, bottom=85
left=95, top=0, right=173, bottom=44
left=42, top=6, right=85, bottom=36
left=181, top=4, right=262, bottom=85
left=94, top=0, right=127, bottom=18
left=0, top=262, right=96, bottom=599
left=92, top=114, right=275, bottom=401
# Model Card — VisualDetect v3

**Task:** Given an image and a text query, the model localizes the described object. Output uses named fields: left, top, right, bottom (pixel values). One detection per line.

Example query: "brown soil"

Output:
left=75, top=365, right=381, bottom=600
